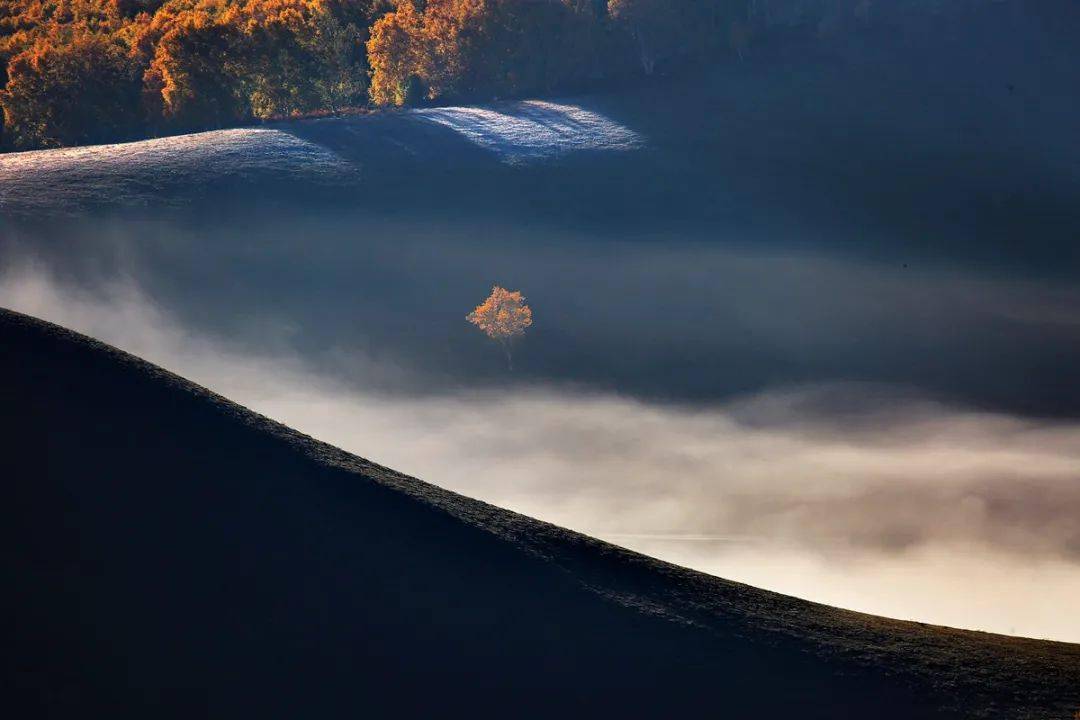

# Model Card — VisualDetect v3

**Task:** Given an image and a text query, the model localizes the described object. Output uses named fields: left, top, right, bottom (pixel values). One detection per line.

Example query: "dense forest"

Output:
left=0, top=0, right=899, bottom=150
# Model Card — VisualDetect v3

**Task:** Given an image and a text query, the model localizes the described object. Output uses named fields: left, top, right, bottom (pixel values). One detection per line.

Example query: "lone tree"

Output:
left=467, top=285, right=533, bottom=369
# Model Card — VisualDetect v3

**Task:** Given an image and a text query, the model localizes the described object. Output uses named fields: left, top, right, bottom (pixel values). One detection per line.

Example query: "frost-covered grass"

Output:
left=0, top=128, right=353, bottom=214
left=411, top=100, right=643, bottom=163
left=0, top=100, right=644, bottom=214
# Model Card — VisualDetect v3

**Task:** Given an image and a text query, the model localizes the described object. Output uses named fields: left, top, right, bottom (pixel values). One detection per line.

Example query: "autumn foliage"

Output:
left=0, top=0, right=383, bottom=148
left=0, top=0, right=761, bottom=150
left=467, top=285, right=532, bottom=369
left=139, top=0, right=371, bottom=127
left=3, top=31, right=141, bottom=147
left=367, top=0, right=601, bottom=107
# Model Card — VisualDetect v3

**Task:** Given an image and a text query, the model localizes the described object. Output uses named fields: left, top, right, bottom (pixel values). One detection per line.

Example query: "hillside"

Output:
left=0, top=0, right=738, bottom=151
left=3, top=0, right=1075, bottom=152
left=2, top=0, right=1077, bottom=277
left=3, top=307, right=1078, bottom=718
left=0, top=98, right=639, bottom=215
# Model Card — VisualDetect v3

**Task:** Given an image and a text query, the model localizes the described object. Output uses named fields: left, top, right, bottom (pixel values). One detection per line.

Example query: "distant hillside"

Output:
left=3, top=307, right=1079, bottom=718
left=0, top=0, right=737, bottom=150
left=4, top=0, right=1074, bottom=151
left=3, top=0, right=1077, bottom=278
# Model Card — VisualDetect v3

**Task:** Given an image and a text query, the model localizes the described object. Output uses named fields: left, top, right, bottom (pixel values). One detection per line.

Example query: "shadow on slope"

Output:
left=3, top=308, right=1078, bottom=719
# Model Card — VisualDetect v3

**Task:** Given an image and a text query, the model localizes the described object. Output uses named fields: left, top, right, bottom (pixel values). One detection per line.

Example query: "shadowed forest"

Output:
left=0, top=0, right=1001, bottom=151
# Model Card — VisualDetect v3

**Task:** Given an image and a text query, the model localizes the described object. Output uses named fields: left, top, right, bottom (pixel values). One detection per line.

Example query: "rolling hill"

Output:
left=3, top=307, right=1078, bottom=718
left=2, top=0, right=1077, bottom=278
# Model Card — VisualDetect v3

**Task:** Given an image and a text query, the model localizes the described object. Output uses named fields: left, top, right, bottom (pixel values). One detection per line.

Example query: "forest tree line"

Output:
left=0, top=0, right=873, bottom=150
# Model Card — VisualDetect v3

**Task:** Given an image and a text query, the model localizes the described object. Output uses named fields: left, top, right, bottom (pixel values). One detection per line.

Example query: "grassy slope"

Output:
left=3, top=308, right=1077, bottom=719
left=2, top=3, right=1076, bottom=277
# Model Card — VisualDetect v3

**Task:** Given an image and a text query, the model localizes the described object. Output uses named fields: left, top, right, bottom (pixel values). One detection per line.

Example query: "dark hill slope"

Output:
left=2, top=307, right=1078, bottom=719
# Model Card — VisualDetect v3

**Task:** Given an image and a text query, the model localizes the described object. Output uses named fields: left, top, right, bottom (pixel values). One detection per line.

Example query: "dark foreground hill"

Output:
left=3, top=308, right=1079, bottom=718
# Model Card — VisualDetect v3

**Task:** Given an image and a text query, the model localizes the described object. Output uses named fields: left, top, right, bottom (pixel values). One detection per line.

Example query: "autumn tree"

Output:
left=140, top=0, right=368, bottom=129
left=365, top=0, right=427, bottom=105
left=367, top=0, right=598, bottom=107
left=2, top=32, right=141, bottom=148
left=236, top=1, right=367, bottom=119
left=467, top=285, right=533, bottom=370
left=0, top=0, right=761, bottom=150
left=308, top=8, right=367, bottom=112
left=142, top=11, right=247, bottom=128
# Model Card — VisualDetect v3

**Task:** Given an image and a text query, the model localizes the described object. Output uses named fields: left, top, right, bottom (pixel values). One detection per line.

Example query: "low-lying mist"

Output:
left=3, top=9, right=1078, bottom=648
left=6, top=215, right=1080, bottom=415
left=4, top=265, right=1078, bottom=642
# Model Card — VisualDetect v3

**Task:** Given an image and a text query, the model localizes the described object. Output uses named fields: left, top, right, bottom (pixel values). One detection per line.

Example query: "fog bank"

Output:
left=4, top=267, right=1078, bottom=642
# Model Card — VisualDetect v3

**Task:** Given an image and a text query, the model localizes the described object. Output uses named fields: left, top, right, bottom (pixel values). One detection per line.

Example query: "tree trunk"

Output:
left=637, top=32, right=656, bottom=76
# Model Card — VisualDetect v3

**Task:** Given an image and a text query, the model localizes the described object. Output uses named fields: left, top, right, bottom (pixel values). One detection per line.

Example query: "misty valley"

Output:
left=2, top=1, right=1078, bottom=718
